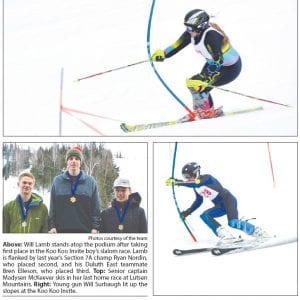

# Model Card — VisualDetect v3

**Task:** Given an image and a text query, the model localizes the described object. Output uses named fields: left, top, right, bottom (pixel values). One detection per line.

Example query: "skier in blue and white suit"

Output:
left=166, top=162, right=270, bottom=243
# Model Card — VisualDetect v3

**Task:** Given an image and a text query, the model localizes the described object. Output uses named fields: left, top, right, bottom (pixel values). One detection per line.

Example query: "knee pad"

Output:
left=228, top=219, right=255, bottom=235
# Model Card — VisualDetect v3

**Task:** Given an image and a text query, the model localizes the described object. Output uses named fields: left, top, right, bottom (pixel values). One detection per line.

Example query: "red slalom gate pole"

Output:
left=210, top=85, right=291, bottom=108
left=267, top=143, right=276, bottom=188
left=76, top=59, right=149, bottom=82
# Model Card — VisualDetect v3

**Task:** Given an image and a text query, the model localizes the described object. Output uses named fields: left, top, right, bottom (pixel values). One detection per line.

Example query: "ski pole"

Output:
left=76, top=59, right=149, bottom=82
left=210, top=85, right=291, bottom=108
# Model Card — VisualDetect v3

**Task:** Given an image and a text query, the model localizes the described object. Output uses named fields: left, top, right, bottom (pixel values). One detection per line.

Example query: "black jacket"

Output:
left=99, top=193, right=147, bottom=233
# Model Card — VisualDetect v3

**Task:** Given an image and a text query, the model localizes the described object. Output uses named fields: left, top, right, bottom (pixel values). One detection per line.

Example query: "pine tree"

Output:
left=3, top=143, right=120, bottom=208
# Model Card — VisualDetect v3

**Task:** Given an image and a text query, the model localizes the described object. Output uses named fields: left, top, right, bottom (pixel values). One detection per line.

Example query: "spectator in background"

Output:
left=48, top=146, right=101, bottom=233
left=3, top=172, right=48, bottom=233
left=100, top=177, right=147, bottom=233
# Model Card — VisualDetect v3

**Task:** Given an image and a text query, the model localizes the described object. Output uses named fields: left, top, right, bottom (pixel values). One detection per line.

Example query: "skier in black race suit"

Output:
left=152, top=9, right=242, bottom=121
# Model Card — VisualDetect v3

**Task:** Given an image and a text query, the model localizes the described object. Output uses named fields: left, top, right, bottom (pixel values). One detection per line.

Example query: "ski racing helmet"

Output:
left=184, top=9, right=210, bottom=33
left=182, top=162, right=201, bottom=180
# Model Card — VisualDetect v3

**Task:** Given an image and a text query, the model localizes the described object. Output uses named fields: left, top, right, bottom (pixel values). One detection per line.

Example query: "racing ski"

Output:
left=173, top=247, right=212, bottom=256
left=120, top=106, right=263, bottom=133
left=211, top=236, right=297, bottom=256
left=173, top=239, right=246, bottom=256
left=173, top=237, right=296, bottom=256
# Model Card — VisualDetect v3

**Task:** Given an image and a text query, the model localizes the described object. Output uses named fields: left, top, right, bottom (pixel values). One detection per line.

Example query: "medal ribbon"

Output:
left=67, top=171, right=82, bottom=197
left=113, top=199, right=131, bottom=225
left=17, top=195, right=32, bottom=222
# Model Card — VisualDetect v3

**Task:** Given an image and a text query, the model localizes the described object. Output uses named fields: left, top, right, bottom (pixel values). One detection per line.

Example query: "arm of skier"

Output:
left=165, top=177, right=201, bottom=187
left=152, top=31, right=191, bottom=61
left=181, top=192, right=203, bottom=219
left=176, top=180, right=200, bottom=188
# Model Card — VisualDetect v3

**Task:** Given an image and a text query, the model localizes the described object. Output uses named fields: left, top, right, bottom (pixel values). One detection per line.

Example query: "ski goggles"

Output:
left=182, top=173, right=193, bottom=180
left=186, top=26, right=195, bottom=33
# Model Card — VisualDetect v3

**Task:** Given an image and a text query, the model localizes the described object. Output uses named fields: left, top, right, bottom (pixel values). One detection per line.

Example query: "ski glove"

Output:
left=186, top=78, right=209, bottom=92
left=165, top=178, right=183, bottom=186
left=180, top=208, right=192, bottom=220
left=151, top=49, right=165, bottom=62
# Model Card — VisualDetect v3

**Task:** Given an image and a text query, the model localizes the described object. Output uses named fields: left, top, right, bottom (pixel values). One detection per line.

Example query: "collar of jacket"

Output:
left=63, top=170, right=86, bottom=181
left=19, top=192, right=43, bottom=207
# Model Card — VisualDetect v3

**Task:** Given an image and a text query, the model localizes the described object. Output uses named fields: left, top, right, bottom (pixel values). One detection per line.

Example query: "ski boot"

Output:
left=216, top=226, right=243, bottom=245
left=194, top=106, right=224, bottom=119
left=252, top=226, right=273, bottom=240
left=178, top=106, right=224, bottom=123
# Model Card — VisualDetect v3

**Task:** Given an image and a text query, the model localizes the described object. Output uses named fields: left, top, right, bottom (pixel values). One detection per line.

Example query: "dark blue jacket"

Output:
left=100, top=193, right=147, bottom=233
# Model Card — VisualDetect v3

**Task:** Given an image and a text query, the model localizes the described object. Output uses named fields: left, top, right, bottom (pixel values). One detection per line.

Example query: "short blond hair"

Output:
left=18, top=172, right=35, bottom=183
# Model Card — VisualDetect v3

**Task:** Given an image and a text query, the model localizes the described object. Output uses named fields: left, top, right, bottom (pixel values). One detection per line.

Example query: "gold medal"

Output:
left=118, top=224, right=124, bottom=231
left=21, top=221, right=27, bottom=227
left=70, top=196, right=77, bottom=203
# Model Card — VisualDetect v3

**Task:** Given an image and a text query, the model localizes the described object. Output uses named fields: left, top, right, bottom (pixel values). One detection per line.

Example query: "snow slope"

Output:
left=3, top=0, right=297, bottom=136
left=153, top=142, right=297, bottom=295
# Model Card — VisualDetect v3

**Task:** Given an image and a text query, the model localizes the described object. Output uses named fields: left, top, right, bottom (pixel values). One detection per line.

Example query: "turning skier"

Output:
left=166, top=162, right=271, bottom=244
left=152, top=9, right=242, bottom=121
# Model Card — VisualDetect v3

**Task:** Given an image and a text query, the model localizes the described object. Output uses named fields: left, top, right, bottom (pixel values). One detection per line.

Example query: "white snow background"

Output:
left=153, top=142, right=297, bottom=296
left=3, top=142, right=148, bottom=215
left=3, top=0, right=297, bottom=136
